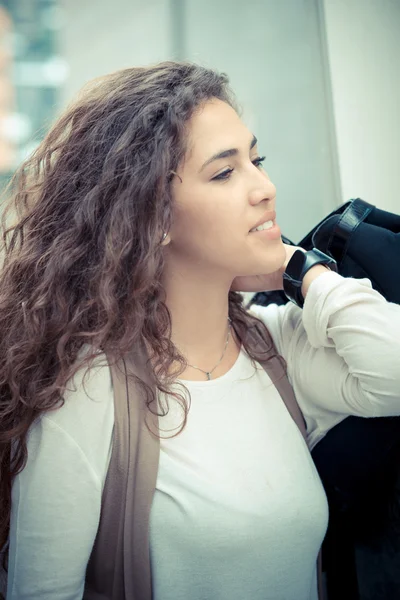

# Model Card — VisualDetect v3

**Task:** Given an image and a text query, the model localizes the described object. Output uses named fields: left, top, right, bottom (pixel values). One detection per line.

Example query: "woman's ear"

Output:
left=169, top=170, right=183, bottom=184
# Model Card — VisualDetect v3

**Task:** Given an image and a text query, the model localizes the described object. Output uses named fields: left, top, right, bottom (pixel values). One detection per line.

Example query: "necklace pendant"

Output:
left=186, top=317, right=231, bottom=382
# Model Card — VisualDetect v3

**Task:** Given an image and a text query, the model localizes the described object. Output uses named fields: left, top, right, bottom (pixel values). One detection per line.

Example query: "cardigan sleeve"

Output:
left=6, top=355, right=114, bottom=600
left=250, top=272, right=400, bottom=449
left=7, top=418, right=101, bottom=600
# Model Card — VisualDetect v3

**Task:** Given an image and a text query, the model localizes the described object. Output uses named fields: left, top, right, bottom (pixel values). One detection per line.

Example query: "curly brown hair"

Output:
left=0, top=61, right=279, bottom=558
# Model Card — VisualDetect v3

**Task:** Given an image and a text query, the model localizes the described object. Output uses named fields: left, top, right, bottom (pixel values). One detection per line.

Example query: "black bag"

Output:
left=250, top=198, right=400, bottom=600
left=299, top=198, right=400, bottom=304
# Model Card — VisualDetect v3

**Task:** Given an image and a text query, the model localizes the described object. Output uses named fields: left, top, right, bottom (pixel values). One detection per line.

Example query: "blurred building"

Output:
left=0, top=6, right=15, bottom=173
left=0, top=0, right=64, bottom=190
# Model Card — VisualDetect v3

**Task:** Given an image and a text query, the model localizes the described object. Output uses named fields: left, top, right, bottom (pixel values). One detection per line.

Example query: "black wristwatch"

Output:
left=283, top=248, right=338, bottom=308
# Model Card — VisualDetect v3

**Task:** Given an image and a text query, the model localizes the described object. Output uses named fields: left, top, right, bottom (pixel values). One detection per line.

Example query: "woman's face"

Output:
left=167, top=98, right=286, bottom=280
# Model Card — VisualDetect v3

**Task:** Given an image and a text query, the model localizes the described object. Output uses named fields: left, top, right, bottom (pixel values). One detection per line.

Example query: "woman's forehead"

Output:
left=184, top=100, right=252, bottom=166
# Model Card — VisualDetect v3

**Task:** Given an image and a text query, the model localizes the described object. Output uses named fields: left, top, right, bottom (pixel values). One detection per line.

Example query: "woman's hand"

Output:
left=231, top=244, right=305, bottom=293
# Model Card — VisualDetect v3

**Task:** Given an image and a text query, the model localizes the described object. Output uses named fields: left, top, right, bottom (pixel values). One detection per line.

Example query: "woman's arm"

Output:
left=7, top=417, right=101, bottom=600
left=251, top=272, right=400, bottom=445
left=6, top=356, right=113, bottom=600
left=7, top=417, right=103, bottom=600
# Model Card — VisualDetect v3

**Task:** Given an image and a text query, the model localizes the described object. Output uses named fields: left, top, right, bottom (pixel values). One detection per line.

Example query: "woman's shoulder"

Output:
left=248, top=300, right=303, bottom=356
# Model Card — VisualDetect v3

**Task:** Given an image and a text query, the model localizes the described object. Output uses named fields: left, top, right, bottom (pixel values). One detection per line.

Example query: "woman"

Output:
left=0, top=61, right=399, bottom=600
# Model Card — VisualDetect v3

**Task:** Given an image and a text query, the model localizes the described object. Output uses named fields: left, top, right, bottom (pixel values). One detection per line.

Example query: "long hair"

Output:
left=0, top=61, right=279, bottom=555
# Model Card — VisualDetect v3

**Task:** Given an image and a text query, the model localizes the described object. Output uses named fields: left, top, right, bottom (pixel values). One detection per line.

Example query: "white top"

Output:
left=150, top=347, right=328, bottom=600
left=3, top=272, right=400, bottom=600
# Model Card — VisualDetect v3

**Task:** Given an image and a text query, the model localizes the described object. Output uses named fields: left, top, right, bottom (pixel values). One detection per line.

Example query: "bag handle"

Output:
left=327, top=198, right=374, bottom=266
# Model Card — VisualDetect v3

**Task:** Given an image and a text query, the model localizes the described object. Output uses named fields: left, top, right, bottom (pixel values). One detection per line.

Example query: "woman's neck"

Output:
left=162, top=263, right=240, bottom=378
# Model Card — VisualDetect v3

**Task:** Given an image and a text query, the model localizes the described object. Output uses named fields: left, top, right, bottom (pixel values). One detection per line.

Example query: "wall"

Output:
left=322, top=0, right=400, bottom=213
left=60, top=0, right=172, bottom=101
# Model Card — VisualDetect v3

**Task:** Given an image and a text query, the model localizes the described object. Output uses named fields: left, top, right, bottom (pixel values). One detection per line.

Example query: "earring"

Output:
left=161, top=232, right=169, bottom=246
left=162, top=232, right=167, bottom=241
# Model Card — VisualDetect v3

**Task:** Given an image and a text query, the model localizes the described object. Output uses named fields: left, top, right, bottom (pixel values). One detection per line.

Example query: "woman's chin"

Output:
left=256, top=245, right=286, bottom=272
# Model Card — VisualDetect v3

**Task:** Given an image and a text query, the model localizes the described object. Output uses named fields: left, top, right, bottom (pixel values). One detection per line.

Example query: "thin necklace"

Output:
left=186, top=318, right=232, bottom=381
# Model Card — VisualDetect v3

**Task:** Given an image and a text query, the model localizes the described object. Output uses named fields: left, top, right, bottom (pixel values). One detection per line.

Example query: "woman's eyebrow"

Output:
left=199, top=135, right=258, bottom=172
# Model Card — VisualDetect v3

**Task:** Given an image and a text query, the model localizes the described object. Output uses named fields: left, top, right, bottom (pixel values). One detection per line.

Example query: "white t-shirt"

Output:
left=3, top=272, right=400, bottom=599
left=150, top=347, right=328, bottom=600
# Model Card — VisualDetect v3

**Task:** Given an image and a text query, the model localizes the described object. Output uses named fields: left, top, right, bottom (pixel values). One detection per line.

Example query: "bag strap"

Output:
left=327, top=198, right=374, bottom=267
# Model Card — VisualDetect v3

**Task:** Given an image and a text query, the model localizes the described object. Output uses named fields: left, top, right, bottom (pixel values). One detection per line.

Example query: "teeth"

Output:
left=251, top=220, right=274, bottom=232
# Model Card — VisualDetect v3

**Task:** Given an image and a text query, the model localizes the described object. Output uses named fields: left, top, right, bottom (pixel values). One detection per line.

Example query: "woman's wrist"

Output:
left=301, top=264, right=331, bottom=300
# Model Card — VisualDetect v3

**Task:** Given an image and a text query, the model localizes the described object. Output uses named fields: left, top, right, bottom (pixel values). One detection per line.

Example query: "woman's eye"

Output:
left=252, top=155, right=266, bottom=168
left=212, top=168, right=234, bottom=181
left=211, top=156, right=266, bottom=182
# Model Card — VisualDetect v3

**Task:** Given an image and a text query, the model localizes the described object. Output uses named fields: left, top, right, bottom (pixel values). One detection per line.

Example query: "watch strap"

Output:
left=283, top=248, right=338, bottom=308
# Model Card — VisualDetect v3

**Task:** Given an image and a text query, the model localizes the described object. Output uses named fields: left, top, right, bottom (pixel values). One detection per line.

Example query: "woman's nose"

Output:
left=249, top=172, right=276, bottom=206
